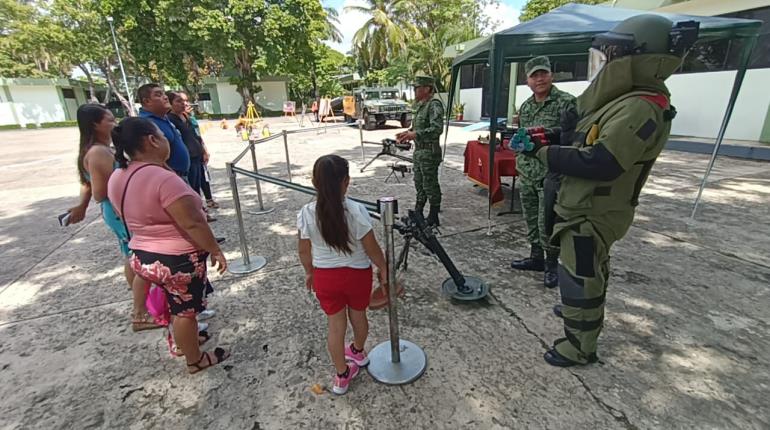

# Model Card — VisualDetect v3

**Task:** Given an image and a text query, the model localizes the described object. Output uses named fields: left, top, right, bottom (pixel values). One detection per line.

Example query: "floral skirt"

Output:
left=130, top=249, right=209, bottom=318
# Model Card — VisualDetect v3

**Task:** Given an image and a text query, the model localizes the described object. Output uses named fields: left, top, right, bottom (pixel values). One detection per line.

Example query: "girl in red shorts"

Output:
left=297, top=154, right=387, bottom=395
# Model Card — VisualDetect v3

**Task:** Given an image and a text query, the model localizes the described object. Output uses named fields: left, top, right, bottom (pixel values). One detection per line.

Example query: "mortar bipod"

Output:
left=393, top=210, right=489, bottom=301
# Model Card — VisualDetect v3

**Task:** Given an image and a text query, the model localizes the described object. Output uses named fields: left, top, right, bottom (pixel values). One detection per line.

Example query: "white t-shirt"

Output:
left=297, top=198, right=373, bottom=269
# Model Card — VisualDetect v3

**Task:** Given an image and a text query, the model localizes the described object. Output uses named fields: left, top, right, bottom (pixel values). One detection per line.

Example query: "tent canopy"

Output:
left=452, top=3, right=762, bottom=66
left=445, top=3, right=762, bottom=225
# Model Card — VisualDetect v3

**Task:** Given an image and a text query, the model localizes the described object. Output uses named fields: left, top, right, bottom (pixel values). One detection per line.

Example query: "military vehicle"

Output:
left=343, top=87, right=411, bottom=130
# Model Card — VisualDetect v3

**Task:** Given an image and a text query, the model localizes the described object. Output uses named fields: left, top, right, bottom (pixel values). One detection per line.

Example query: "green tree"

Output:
left=322, top=7, right=343, bottom=44
left=346, top=0, right=415, bottom=70
left=50, top=0, right=115, bottom=102
left=519, top=0, right=603, bottom=22
left=51, top=0, right=137, bottom=113
left=0, top=0, right=70, bottom=78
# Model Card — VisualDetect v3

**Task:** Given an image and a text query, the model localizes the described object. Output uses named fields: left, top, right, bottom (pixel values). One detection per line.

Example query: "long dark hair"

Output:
left=112, top=117, right=161, bottom=169
left=76, top=104, right=110, bottom=184
left=312, top=155, right=352, bottom=254
left=166, top=90, right=181, bottom=106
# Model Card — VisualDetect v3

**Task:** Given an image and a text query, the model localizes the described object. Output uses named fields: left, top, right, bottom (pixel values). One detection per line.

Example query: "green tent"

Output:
left=446, top=3, right=762, bottom=223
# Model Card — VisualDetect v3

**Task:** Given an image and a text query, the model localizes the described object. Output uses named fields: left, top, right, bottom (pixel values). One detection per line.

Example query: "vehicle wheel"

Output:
left=364, top=111, right=376, bottom=130
left=400, top=114, right=412, bottom=129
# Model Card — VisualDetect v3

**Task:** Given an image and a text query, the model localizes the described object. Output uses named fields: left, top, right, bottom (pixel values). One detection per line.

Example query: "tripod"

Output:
left=385, top=164, right=410, bottom=183
left=360, top=139, right=414, bottom=172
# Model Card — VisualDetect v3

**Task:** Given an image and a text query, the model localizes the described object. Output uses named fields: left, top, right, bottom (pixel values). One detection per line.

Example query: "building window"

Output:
left=723, top=6, right=770, bottom=69
left=679, top=6, right=770, bottom=73
left=515, top=57, right=588, bottom=85
left=198, top=92, right=212, bottom=101
left=460, top=64, right=476, bottom=89
left=62, top=88, right=76, bottom=99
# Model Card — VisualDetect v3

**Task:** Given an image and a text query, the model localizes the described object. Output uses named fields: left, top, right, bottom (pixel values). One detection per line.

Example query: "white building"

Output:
left=449, top=0, right=770, bottom=143
left=0, top=76, right=290, bottom=127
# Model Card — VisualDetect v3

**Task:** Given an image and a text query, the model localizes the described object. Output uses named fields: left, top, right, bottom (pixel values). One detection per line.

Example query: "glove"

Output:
left=521, top=135, right=544, bottom=156
left=559, top=107, right=579, bottom=147
left=510, top=128, right=544, bottom=155
left=510, top=128, right=533, bottom=153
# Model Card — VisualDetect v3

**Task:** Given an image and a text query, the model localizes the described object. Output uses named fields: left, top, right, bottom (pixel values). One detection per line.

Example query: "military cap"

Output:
left=525, top=56, right=551, bottom=77
left=412, top=75, right=436, bottom=87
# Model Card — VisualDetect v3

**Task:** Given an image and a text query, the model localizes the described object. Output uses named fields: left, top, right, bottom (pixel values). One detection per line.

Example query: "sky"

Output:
left=322, top=0, right=527, bottom=54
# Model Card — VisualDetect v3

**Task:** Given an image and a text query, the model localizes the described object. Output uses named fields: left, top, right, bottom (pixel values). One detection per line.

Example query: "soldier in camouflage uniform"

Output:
left=522, top=15, right=695, bottom=366
left=510, top=56, right=576, bottom=288
left=396, top=75, right=445, bottom=226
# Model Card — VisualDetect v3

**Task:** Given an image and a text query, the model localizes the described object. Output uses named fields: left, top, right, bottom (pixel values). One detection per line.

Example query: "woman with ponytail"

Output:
left=107, top=117, right=230, bottom=374
left=68, top=104, right=161, bottom=331
left=297, top=154, right=387, bottom=395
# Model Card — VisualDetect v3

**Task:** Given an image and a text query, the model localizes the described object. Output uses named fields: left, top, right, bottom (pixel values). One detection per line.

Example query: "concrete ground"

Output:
left=0, top=117, right=768, bottom=429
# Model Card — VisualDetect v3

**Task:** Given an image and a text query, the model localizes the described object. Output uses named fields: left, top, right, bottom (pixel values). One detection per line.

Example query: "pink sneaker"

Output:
left=345, top=343, right=369, bottom=367
left=332, top=363, right=360, bottom=395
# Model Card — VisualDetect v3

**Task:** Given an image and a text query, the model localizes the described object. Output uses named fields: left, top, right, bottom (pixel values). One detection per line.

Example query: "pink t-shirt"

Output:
left=107, top=162, right=203, bottom=255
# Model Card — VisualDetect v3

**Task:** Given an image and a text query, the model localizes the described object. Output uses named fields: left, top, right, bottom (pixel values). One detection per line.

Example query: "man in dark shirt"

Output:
left=167, top=91, right=205, bottom=192
left=136, top=83, right=190, bottom=177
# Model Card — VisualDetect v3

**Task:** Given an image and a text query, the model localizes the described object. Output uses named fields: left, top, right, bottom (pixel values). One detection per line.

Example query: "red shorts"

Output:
left=313, top=266, right=373, bottom=315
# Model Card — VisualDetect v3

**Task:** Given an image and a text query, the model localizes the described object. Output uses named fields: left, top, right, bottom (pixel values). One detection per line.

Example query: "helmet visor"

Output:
left=587, top=48, right=608, bottom=82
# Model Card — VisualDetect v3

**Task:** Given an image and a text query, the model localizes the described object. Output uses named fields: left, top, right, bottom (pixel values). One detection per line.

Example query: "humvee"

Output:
left=343, top=87, right=412, bottom=130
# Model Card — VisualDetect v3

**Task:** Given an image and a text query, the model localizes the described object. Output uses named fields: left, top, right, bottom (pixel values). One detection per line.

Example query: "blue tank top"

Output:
left=84, top=159, right=130, bottom=255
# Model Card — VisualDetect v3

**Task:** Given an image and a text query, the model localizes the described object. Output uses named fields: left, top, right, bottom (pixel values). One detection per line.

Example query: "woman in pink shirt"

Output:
left=107, top=117, right=229, bottom=374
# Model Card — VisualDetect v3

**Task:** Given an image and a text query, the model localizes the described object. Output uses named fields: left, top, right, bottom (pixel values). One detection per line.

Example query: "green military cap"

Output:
left=412, top=75, right=435, bottom=87
left=525, top=56, right=551, bottom=77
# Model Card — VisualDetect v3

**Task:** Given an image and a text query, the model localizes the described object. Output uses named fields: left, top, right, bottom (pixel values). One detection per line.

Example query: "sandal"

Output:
left=168, top=330, right=211, bottom=357
left=206, top=199, right=220, bottom=209
left=187, top=347, right=230, bottom=374
left=132, top=312, right=164, bottom=332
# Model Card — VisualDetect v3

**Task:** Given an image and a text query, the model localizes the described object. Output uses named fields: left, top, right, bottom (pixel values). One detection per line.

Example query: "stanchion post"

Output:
left=382, top=197, right=401, bottom=362
left=248, top=141, right=275, bottom=215
left=358, top=120, right=366, bottom=164
left=367, top=197, right=427, bottom=385
left=226, top=162, right=267, bottom=275
left=282, top=130, right=293, bottom=182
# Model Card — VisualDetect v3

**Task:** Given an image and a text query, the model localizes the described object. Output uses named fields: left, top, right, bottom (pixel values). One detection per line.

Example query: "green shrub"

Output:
left=25, top=123, right=38, bottom=129
left=0, top=124, right=21, bottom=131
left=40, top=120, right=78, bottom=128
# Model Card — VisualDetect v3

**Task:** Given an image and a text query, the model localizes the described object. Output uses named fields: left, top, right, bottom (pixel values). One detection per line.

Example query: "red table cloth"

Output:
left=463, top=140, right=517, bottom=205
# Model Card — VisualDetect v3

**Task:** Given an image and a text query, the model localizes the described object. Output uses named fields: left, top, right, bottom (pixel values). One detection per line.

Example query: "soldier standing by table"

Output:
left=396, top=75, right=445, bottom=227
left=510, top=56, right=576, bottom=288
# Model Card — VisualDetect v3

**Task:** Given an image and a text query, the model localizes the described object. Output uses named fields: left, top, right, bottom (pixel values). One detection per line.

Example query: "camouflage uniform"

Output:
left=410, top=77, right=445, bottom=215
left=536, top=30, right=683, bottom=365
left=518, top=83, right=576, bottom=255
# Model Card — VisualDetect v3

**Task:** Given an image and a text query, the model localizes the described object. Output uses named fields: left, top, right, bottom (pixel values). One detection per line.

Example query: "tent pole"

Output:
left=690, top=35, right=757, bottom=219
left=487, top=42, right=503, bottom=236
left=443, top=66, right=461, bottom=162
left=508, top=63, right=518, bottom=124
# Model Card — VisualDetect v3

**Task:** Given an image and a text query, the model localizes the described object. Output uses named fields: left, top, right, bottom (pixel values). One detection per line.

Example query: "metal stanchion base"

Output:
left=367, top=340, right=427, bottom=385
left=228, top=256, right=267, bottom=275
left=441, top=276, right=489, bottom=301
left=246, top=207, right=276, bottom=215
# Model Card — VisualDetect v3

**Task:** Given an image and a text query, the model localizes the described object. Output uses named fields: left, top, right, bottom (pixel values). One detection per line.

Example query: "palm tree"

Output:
left=322, top=7, right=343, bottom=43
left=345, top=0, right=414, bottom=70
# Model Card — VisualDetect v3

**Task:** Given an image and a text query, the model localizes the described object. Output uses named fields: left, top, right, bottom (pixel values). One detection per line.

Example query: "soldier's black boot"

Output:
left=552, top=304, right=563, bottom=318
left=426, top=205, right=440, bottom=227
left=510, top=245, right=544, bottom=271
left=415, top=203, right=425, bottom=218
left=543, top=254, right=559, bottom=288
